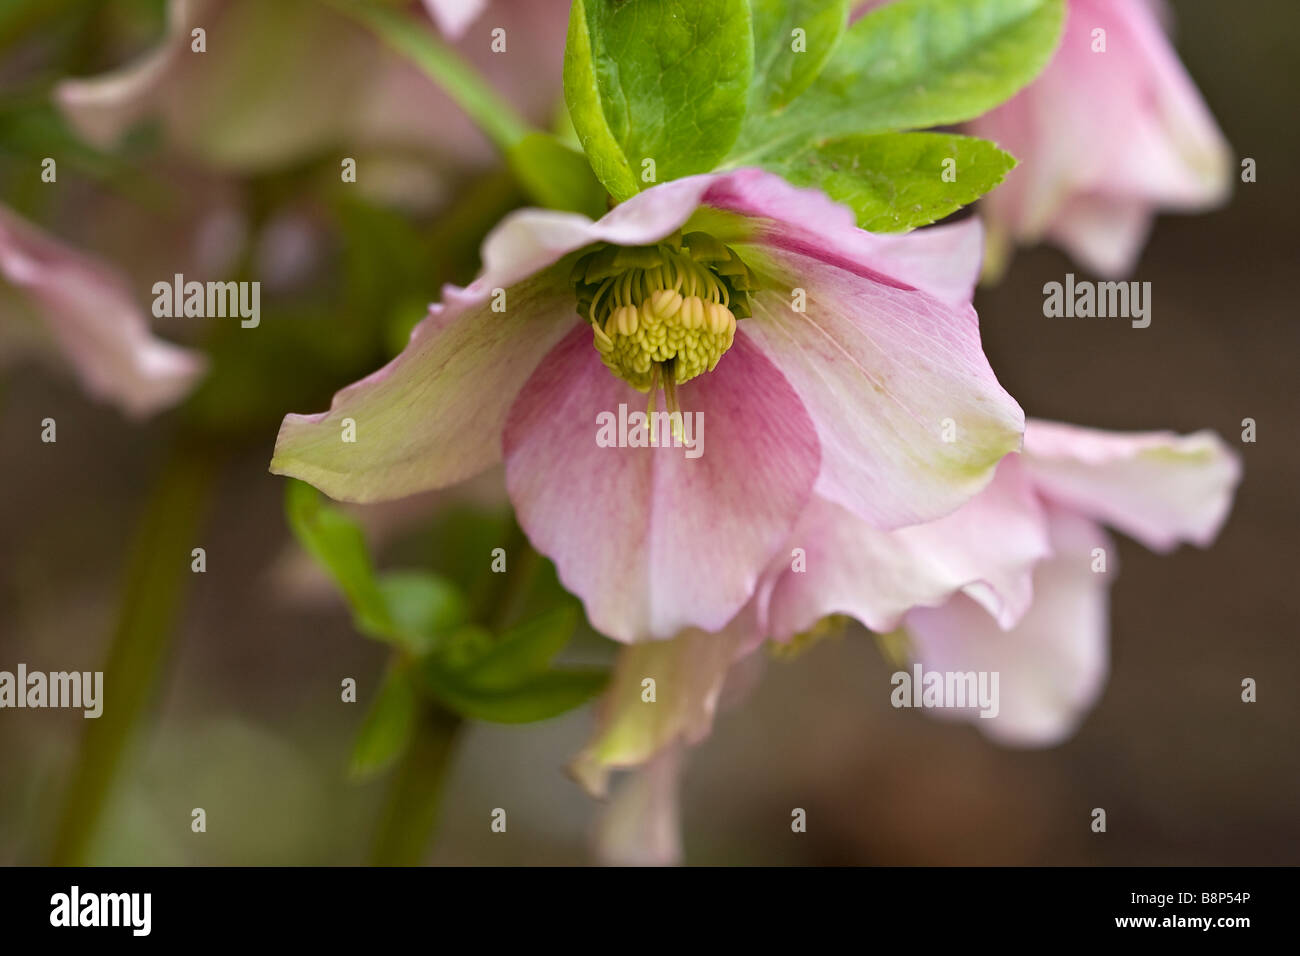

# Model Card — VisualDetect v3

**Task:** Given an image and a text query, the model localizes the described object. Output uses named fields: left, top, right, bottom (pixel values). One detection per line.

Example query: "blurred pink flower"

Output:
left=966, top=0, right=1232, bottom=276
left=271, top=169, right=1024, bottom=643
left=0, top=204, right=206, bottom=417
left=55, top=0, right=568, bottom=184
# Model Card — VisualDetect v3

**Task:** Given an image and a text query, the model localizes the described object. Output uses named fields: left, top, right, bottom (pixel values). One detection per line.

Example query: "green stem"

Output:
left=367, top=520, right=540, bottom=864
left=328, top=0, right=533, bottom=152
left=369, top=700, right=462, bottom=865
left=48, top=436, right=222, bottom=864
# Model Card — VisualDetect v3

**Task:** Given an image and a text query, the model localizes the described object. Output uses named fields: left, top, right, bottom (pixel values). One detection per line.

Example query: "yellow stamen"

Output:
left=572, top=234, right=755, bottom=407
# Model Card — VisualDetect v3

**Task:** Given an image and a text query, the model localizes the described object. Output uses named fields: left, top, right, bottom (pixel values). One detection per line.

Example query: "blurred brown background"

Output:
left=1, top=0, right=1297, bottom=864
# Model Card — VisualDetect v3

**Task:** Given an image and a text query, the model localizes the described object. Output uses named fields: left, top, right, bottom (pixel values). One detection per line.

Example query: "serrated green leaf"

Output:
left=730, top=0, right=1064, bottom=162
left=506, top=131, right=609, bottom=217
left=564, top=0, right=754, bottom=201
left=747, top=0, right=848, bottom=115
left=377, top=570, right=471, bottom=656
left=766, top=132, right=1016, bottom=232
left=423, top=666, right=609, bottom=724
left=350, top=663, right=417, bottom=779
left=457, top=606, right=580, bottom=692
left=284, top=479, right=392, bottom=639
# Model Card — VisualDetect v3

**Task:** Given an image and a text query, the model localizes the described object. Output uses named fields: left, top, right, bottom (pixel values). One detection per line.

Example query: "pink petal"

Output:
left=1041, top=193, right=1153, bottom=278
left=969, top=0, right=1231, bottom=277
left=571, top=606, right=757, bottom=797
left=421, top=0, right=490, bottom=39
left=593, top=746, right=684, bottom=866
left=765, top=454, right=1051, bottom=640
left=736, top=247, right=1023, bottom=530
left=505, top=326, right=819, bottom=642
left=1022, top=418, right=1241, bottom=552
left=0, top=205, right=205, bottom=417
left=905, top=506, right=1112, bottom=746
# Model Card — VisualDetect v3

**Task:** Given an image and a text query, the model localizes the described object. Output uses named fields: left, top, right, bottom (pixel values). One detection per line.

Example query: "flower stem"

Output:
left=327, top=0, right=532, bottom=152
left=369, top=700, right=462, bottom=865
left=48, top=435, right=222, bottom=864
left=367, top=518, right=538, bottom=864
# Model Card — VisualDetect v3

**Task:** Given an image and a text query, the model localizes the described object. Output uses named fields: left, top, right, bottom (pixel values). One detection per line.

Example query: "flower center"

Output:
left=571, top=232, right=754, bottom=396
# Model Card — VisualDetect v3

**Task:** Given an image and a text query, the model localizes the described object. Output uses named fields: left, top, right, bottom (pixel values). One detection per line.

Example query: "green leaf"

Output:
left=350, top=663, right=417, bottom=779
left=747, top=0, right=848, bottom=115
left=284, top=483, right=470, bottom=654
left=376, top=571, right=471, bottom=656
left=284, top=480, right=392, bottom=639
left=730, top=0, right=1064, bottom=162
left=765, top=132, right=1016, bottom=232
left=422, top=667, right=609, bottom=724
left=457, top=606, right=580, bottom=692
left=506, top=132, right=609, bottom=217
left=564, top=0, right=754, bottom=201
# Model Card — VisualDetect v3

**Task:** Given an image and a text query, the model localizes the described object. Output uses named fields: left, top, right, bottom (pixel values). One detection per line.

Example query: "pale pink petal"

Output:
left=505, top=326, right=818, bottom=642
left=737, top=249, right=1022, bottom=530
left=1042, top=193, right=1153, bottom=278
left=0, top=205, right=205, bottom=417
left=571, top=607, right=756, bottom=796
left=765, top=455, right=1050, bottom=640
left=593, top=746, right=684, bottom=866
left=905, top=507, right=1112, bottom=746
left=421, top=0, right=490, bottom=39
left=1022, top=419, right=1241, bottom=552
left=271, top=272, right=577, bottom=502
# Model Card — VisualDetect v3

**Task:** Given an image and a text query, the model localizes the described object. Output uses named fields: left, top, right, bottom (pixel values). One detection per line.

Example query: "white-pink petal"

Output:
left=764, top=455, right=1050, bottom=641
left=905, top=506, right=1113, bottom=746
left=1022, top=418, right=1241, bottom=552
left=0, top=205, right=205, bottom=417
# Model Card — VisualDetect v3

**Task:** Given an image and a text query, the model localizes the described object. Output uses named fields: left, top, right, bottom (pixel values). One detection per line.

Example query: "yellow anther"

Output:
left=572, top=236, right=754, bottom=392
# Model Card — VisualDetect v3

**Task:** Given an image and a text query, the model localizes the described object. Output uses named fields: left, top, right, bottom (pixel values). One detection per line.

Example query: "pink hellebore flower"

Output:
left=966, top=0, right=1233, bottom=277
left=0, top=205, right=206, bottom=417
left=271, top=169, right=1025, bottom=643
left=575, top=420, right=1239, bottom=863
left=56, top=0, right=568, bottom=180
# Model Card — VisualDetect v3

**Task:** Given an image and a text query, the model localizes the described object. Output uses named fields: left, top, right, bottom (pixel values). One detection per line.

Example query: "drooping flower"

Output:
left=573, top=418, right=1240, bottom=861
left=964, top=0, right=1233, bottom=277
left=0, top=204, right=206, bottom=417
left=271, top=169, right=1025, bottom=643
left=56, top=0, right=568, bottom=185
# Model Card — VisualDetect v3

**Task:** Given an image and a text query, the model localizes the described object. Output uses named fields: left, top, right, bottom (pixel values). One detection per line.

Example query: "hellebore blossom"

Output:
left=0, top=204, right=206, bottom=417
left=56, top=0, right=568, bottom=183
left=574, top=419, right=1240, bottom=862
left=965, top=0, right=1233, bottom=277
left=272, top=169, right=1025, bottom=642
